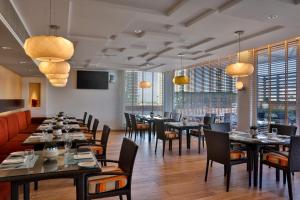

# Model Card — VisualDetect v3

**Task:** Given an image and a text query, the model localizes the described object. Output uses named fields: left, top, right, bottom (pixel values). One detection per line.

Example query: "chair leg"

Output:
left=119, top=195, right=123, bottom=200
left=162, top=140, right=165, bottom=157
left=276, top=169, right=280, bottom=182
left=259, top=160, right=263, bottom=189
left=287, top=172, right=293, bottom=200
left=205, top=159, right=209, bottom=182
left=126, top=191, right=132, bottom=200
left=202, top=136, right=205, bottom=148
left=224, top=165, right=227, bottom=176
left=155, top=138, right=158, bottom=154
left=125, top=126, right=128, bottom=137
left=210, top=160, right=213, bottom=167
left=283, top=171, right=287, bottom=185
left=34, top=181, right=38, bottom=191
left=198, top=136, right=201, bottom=154
left=226, top=165, right=231, bottom=192
left=169, top=140, right=172, bottom=150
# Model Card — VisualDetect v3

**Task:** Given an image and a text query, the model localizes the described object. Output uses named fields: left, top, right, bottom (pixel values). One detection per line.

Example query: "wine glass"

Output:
left=64, top=138, right=72, bottom=153
left=272, top=128, right=278, bottom=137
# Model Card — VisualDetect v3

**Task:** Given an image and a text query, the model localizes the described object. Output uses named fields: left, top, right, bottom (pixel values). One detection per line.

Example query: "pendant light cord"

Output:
left=49, top=0, right=52, bottom=35
left=238, top=31, right=240, bottom=63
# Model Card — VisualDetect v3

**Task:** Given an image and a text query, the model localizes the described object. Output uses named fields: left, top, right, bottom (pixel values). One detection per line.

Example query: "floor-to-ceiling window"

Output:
left=173, top=57, right=237, bottom=122
left=124, top=71, right=163, bottom=115
left=256, top=40, right=297, bottom=127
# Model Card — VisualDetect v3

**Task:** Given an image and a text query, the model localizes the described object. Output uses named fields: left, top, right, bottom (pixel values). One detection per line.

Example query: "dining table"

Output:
left=0, top=149, right=101, bottom=200
left=229, top=131, right=290, bottom=187
left=164, top=122, right=203, bottom=155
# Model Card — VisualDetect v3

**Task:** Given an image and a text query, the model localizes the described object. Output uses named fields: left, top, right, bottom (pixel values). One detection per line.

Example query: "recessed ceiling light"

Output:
left=134, top=29, right=143, bottom=34
left=267, top=15, right=278, bottom=20
left=19, top=61, right=27, bottom=64
left=1, top=46, right=12, bottom=50
left=177, top=53, right=185, bottom=57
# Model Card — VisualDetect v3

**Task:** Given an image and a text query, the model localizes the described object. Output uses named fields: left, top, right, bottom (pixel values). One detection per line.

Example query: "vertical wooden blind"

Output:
left=256, top=40, right=297, bottom=127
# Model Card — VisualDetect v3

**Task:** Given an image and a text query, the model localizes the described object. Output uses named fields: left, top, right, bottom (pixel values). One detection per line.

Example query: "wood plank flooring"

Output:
left=28, top=131, right=300, bottom=200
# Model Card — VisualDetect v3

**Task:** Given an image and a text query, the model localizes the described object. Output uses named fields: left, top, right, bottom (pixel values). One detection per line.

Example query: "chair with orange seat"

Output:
left=129, top=114, right=150, bottom=141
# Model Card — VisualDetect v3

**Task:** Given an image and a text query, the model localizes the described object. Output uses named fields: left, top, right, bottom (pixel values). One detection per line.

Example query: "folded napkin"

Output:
left=32, top=132, right=44, bottom=136
left=74, top=153, right=93, bottom=160
left=29, top=135, right=43, bottom=139
left=2, top=158, right=26, bottom=165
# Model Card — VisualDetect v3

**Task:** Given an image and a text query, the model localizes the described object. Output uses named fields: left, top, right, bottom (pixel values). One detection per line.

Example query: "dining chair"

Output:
left=82, top=114, right=93, bottom=133
left=204, top=129, right=250, bottom=191
left=259, top=136, right=300, bottom=200
left=130, top=114, right=150, bottom=141
left=78, top=125, right=111, bottom=162
left=163, top=112, right=170, bottom=118
left=210, top=123, right=231, bottom=132
left=84, top=138, right=138, bottom=200
left=84, top=118, right=99, bottom=140
left=154, top=119, right=180, bottom=156
left=78, top=112, right=88, bottom=126
left=124, top=113, right=132, bottom=137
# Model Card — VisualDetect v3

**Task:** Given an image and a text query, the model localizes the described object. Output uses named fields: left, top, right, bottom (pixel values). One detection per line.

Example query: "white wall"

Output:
left=45, top=70, right=124, bottom=130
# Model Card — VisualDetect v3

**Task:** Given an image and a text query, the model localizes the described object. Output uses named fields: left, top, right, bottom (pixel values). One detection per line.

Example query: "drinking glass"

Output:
left=272, top=128, right=278, bottom=137
left=25, top=149, right=35, bottom=161
left=65, top=124, right=71, bottom=134
left=64, top=139, right=72, bottom=153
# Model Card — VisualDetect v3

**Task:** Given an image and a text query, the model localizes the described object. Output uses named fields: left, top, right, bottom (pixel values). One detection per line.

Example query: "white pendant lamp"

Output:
left=24, top=35, right=74, bottom=62
left=39, top=61, right=70, bottom=75
left=173, top=53, right=189, bottom=85
left=24, top=0, right=74, bottom=62
left=225, top=31, right=254, bottom=78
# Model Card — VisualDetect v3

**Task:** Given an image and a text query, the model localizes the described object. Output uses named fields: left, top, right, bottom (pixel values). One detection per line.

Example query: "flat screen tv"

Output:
left=77, top=71, right=109, bottom=89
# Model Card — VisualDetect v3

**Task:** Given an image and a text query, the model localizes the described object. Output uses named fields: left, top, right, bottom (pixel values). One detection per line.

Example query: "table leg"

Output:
left=11, top=181, right=19, bottom=200
left=148, top=127, right=151, bottom=143
left=186, top=129, right=191, bottom=149
left=76, top=175, right=85, bottom=200
left=179, top=129, right=182, bottom=156
left=23, top=183, right=30, bottom=200
left=252, top=145, right=259, bottom=187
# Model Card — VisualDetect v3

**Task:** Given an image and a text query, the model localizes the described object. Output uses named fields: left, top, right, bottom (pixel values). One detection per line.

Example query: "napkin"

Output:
left=2, top=158, right=26, bottom=165
left=29, top=135, right=43, bottom=139
left=74, top=153, right=93, bottom=160
left=32, top=132, right=44, bottom=136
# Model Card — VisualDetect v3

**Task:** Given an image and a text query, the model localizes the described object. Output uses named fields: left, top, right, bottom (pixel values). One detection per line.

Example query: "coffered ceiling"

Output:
left=10, top=0, right=300, bottom=72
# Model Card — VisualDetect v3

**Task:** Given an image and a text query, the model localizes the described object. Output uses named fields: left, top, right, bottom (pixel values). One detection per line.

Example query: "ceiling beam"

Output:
left=218, top=0, right=243, bottom=13
left=185, top=37, right=215, bottom=49
left=165, top=0, right=189, bottom=16
left=183, top=8, right=216, bottom=27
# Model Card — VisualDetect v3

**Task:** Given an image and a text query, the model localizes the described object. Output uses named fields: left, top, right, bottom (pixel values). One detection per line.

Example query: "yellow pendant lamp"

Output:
left=23, top=1, right=74, bottom=62
left=235, top=81, right=244, bottom=90
left=173, top=53, right=189, bottom=85
left=46, top=73, right=69, bottom=79
left=49, top=78, right=68, bottom=85
left=139, top=80, right=152, bottom=88
left=225, top=31, right=254, bottom=77
left=39, top=61, right=70, bottom=75
left=51, top=83, right=67, bottom=87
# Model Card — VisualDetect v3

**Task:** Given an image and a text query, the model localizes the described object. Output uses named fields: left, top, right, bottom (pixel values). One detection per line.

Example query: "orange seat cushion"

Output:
left=88, top=174, right=127, bottom=194
left=0, top=118, right=9, bottom=147
left=263, top=153, right=288, bottom=167
left=165, top=131, right=178, bottom=139
left=16, top=112, right=28, bottom=130
left=230, top=150, right=247, bottom=160
left=24, top=110, right=32, bottom=127
left=79, top=145, right=103, bottom=155
left=136, top=123, right=150, bottom=130
left=5, top=114, right=19, bottom=140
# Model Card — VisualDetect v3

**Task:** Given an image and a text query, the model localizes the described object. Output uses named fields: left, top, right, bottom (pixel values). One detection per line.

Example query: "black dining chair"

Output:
left=84, top=118, right=99, bottom=140
left=84, top=138, right=138, bottom=200
left=204, top=129, right=250, bottom=191
left=83, top=114, right=93, bottom=133
left=269, top=124, right=297, bottom=137
left=163, top=112, right=170, bottom=118
left=124, top=113, right=132, bottom=137
left=130, top=114, right=150, bottom=141
left=210, top=123, right=231, bottom=132
left=154, top=119, right=180, bottom=156
left=78, top=124, right=111, bottom=161
left=260, top=136, right=300, bottom=200
left=78, top=112, right=88, bottom=126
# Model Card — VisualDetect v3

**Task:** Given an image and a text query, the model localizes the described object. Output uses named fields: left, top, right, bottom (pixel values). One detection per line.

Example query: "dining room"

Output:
left=1, top=0, right=300, bottom=200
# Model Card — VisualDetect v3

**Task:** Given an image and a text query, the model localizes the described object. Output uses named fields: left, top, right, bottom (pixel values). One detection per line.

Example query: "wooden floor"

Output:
left=28, top=131, right=300, bottom=200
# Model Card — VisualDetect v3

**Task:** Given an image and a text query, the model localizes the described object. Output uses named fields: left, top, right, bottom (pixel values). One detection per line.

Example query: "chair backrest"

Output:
left=203, top=116, right=214, bottom=125
left=224, top=113, right=232, bottom=123
left=288, top=136, right=300, bottom=171
left=100, top=125, right=111, bottom=153
left=164, top=112, right=170, bottom=118
left=211, top=123, right=231, bottom=132
left=91, top=118, right=99, bottom=139
left=155, top=119, right=166, bottom=140
left=124, top=113, right=131, bottom=128
left=118, top=138, right=139, bottom=177
left=204, top=129, right=230, bottom=165
left=86, top=115, right=93, bottom=131
left=172, top=113, right=181, bottom=122
left=129, top=114, right=137, bottom=130
left=82, top=112, right=87, bottom=125
left=269, top=124, right=297, bottom=136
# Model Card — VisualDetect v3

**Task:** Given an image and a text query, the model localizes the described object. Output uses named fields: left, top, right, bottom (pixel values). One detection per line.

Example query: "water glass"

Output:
left=65, top=125, right=71, bottom=134
left=272, top=128, right=278, bottom=137
left=25, top=149, right=35, bottom=161
left=64, top=139, right=72, bottom=153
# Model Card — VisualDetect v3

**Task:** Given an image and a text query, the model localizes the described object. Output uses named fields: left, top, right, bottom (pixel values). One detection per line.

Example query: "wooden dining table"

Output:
left=229, top=131, right=290, bottom=187
left=0, top=149, right=101, bottom=200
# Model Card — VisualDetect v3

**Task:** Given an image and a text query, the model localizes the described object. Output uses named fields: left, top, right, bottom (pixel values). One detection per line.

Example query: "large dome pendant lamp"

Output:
left=139, top=71, right=152, bottom=115
left=23, top=0, right=74, bottom=62
left=225, top=31, right=254, bottom=78
left=173, top=53, right=190, bottom=85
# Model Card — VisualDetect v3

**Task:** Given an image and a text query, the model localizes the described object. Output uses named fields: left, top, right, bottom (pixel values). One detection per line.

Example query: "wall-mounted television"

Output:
left=77, top=71, right=109, bottom=89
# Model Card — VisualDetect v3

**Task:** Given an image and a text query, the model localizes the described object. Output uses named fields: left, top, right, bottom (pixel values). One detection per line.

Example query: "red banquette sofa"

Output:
left=0, top=110, right=39, bottom=200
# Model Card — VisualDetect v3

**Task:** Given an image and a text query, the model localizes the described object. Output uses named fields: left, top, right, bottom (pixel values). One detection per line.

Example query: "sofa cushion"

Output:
left=0, top=117, right=9, bottom=147
left=24, top=110, right=32, bottom=127
left=6, top=114, right=20, bottom=140
left=0, top=141, right=26, bottom=155
left=0, top=182, right=10, bottom=200
left=16, top=112, right=28, bottom=130
left=9, top=134, right=29, bottom=142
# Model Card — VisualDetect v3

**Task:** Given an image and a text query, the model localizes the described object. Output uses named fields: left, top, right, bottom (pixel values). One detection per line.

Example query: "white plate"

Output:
left=78, top=161, right=96, bottom=168
left=10, top=151, right=25, bottom=156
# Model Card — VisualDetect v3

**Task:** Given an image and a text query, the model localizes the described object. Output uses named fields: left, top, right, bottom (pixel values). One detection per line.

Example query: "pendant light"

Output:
left=235, top=81, right=244, bottom=90
left=139, top=72, right=152, bottom=89
left=39, top=61, right=70, bottom=75
left=23, top=0, right=74, bottom=62
left=173, top=53, right=189, bottom=85
left=225, top=31, right=254, bottom=77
